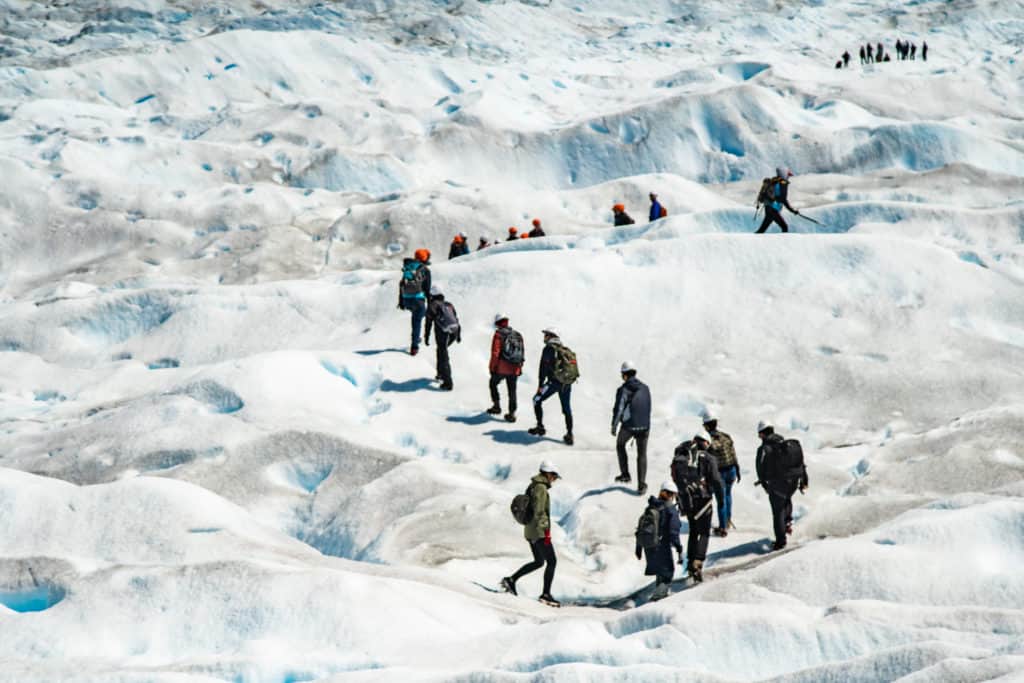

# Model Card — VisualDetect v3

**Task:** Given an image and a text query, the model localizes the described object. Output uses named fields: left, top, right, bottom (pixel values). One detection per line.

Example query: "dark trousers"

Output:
left=768, top=488, right=794, bottom=545
left=489, top=373, right=517, bottom=413
left=534, top=381, right=572, bottom=432
left=756, top=206, right=788, bottom=233
left=616, top=428, right=649, bottom=486
left=512, top=538, right=556, bottom=595
left=685, top=501, right=714, bottom=564
left=435, top=329, right=453, bottom=385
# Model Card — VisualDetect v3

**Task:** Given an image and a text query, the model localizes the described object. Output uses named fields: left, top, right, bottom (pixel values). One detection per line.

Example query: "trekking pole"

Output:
left=797, top=213, right=822, bottom=226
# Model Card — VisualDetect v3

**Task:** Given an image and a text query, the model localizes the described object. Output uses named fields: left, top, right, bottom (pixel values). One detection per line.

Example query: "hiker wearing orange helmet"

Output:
left=506, top=226, right=519, bottom=241
left=398, top=249, right=432, bottom=355
left=755, top=167, right=800, bottom=234
left=448, top=232, right=470, bottom=260
left=529, top=218, right=546, bottom=238
left=612, top=203, right=635, bottom=226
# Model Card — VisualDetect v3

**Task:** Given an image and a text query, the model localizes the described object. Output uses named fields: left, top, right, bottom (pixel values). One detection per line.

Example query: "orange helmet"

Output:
left=532, top=218, right=541, bottom=227
left=520, top=232, right=529, bottom=239
left=414, top=248, right=430, bottom=263
left=612, top=203, right=625, bottom=212
left=508, top=226, right=518, bottom=234
left=452, top=234, right=464, bottom=244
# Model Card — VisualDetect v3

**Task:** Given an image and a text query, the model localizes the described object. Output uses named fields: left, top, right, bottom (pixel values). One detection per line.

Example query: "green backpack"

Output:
left=551, top=342, right=580, bottom=385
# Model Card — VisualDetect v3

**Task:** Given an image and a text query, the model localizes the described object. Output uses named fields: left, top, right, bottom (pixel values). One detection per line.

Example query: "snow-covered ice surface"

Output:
left=2, top=0, right=1024, bottom=680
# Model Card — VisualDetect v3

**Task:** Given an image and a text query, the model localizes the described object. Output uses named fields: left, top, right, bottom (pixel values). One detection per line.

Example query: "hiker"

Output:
left=883, top=53, right=891, bottom=62
left=478, top=236, right=491, bottom=250
left=424, top=285, right=461, bottom=391
left=635, top=480, right=682, bottom=601
left=910, top=42, right=917, bottom=60
left=502, top=460, right=561, bottom=607
left=506, top=226, right=519, bottom=241
left=488, top=314, right=523, bottom=422
left=754, top=421, right=809, bottom=551
left=834, top=60, right=842, bottom=69
left=648, top=193, right=665, bottom=222
left=612, top=203, right=635, bottom=226
left=611, top=361, right=652, bottom=494
left=866, top=43, right=873, bottom=63
left=876, top=42, right=884, bottom=62
left=448, top=232, right=470, bottom=260
left=671, top=434, right=724, bottom=583
left=859, top=46, right=866, bottom=64
left=397, top=249, right=431, bottom=355
left=528, top=218, right=546, bottom=238
left=520, top=232, right=530, bottom=240
left=529, top=327, right=577, bottom=445
left=922, top=41, right=927, bottom=61
left=896, top=39, right=904, bottom=60
left=842, top=50, right=850, bottom=67
left=755, top=167, right=800, bottom=234
left=703, top=414, right=740, bottom=537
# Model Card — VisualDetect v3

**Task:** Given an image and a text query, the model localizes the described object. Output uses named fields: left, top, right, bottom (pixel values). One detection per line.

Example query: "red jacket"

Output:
left=490, top=328, right=522, bottom=376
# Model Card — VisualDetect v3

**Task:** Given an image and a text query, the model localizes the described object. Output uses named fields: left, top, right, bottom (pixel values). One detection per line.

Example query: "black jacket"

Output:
left=640, top=496, right=682, bottom=577
left=537, top=339, right=558, bottom=386
left=671, top=445, right=725, bottom=515
left=448, top=241, right=470, bottom=260
left=756, top=433, right=809, bottom=493
left=614, top=212, right=635, bottom=226
left=528, top=226, right=546, bottom=238
left=612, top=377, right=651, bottom=431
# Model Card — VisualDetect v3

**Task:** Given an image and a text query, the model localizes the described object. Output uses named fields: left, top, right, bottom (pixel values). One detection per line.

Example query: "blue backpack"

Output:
left=400, top=261, right=427, bottom=299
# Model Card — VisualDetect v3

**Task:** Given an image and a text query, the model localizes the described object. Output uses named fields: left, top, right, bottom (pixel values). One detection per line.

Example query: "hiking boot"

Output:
left=504, top=412, right=516, bottom=423
left=637, top=483, right=648, bottom=496
left=439, top=382, right=453, bottom=391
left=528, top=424, right=546, bottom=436
left=614, top=474, right=632, bottom=484
left=486, top=404, right=502, bottom=415
left=410, top=346, right=419, bottom=356
left=538, top=593, right=561, bottom=608
left=785, top=522, right=793, bottom=536
left=562, top=433, right=574, bottom=446
left=713, top=527, right=728, bottom=538
left=500, top=577, right=517, bottom=596
left=772, top=540, right=787, bottom=551
left=650, top=583, right=670, bottom=601
left=689, top=559, right=704, bottom=583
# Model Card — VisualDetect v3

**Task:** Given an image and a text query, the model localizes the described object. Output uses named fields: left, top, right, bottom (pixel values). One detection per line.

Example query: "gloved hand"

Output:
left=736, top=471, right=742, bottom=483
left=635, top=547, right=642, bottom=561
left=544, top=529, right=552, bottom=546
left=794, top=209, right=801, bottom=215
left=610, top=425, right=618, bottom=437
left=677, top=550, right=684, bottom=564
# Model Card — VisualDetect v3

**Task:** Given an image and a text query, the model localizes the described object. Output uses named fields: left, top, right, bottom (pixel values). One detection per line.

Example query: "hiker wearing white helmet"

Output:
left=635, top=479, right=683, bottom=601
left=703, top=413, right=740, bottom=537
left=612, top=361, right=652, bottom=495
left=529, top=327, right=578, bottom=445
left=755, top=166, right=800, bottom=234
left=755, top=422, right=809, bottom=551
left=502, top=461, right=561, bottom=607
left=487, top=314, right=523, bottom=422
left=670, top=433, right=725, bottom=583
left=423, top=285, right=461, bottom=391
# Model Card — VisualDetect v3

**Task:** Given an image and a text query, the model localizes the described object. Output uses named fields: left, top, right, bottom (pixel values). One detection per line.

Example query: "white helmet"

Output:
left=429, top=285, right=443, bottom=297
left=620, top=360, right=636, bottom=374
left=457, top=231, right=467, bottom=239
left=757, top=420, right=774, bottom=433
left=542, top=326, right=559, bottom=338
left=693, top=432, right=710, bottom=444
left=660, top=480, right=678, bottom=494
left=776, top=166, right=793, bottom=178
left=539, top=460, right=560, bottom=478
left=702, top=411, right=716, bottom=424
left=494, top=313, right=508, bottom=324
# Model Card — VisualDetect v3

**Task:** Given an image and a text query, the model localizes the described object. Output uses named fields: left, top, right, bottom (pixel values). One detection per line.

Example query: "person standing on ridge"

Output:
left=671, top=434, right=724, bottom=582
left=922, top=41, right=928, bottom=61
left=648, top=193, right=666, bottom=222
left=755, top=167, right=800, bottom=234
left=612, top=361, right=652, bottom=495
left=635, top=480, right=682, bottom=601
left=876, top=42, right=884, bottom=62
left=529, top=327, right=577, bottom=445
left=612, top=203, right=635, bottom=226
left=488, top=314, right=524, bottom=422
left=866, top=43, right=873, bottom=63
left=448, top=232, right=470, bottom=260
left=506, top=226, right=519, bottom=241
left=478, top=236, right=491, bottom=250
left=859, top=45, right=866, bottom=64
left=397, top=249, right=431, bottom=355
left=910, top=42, right=917, bottom=60
left=528, top=218, right=546, bottom=238
left=842, top=50, right=850, bottom=67
left=423, top=285, right=460, bottom=391
left=755, top=421, right=809, bottom=551
left=703, top=414, right=740, bottom=537
left=502, top=460, right=561, bottom=607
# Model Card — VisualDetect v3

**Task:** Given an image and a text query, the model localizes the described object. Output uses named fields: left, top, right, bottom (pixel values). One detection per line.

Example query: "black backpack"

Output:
left=635, top=503, right=661, bottom=550
left=437, top=302, right=460, bottom=335
left=672, top=448, right=712, bottom=514
left=498, top=328, right=525, bottom=365
left=510, top=484, right=534, bottom=525
left=763, top=438, right=805, bottom=481
left=400, top=261, right=427, bottom=298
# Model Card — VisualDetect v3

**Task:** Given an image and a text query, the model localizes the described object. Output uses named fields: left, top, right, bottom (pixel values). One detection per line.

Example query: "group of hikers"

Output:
left=836, top=39, right=928, bottom=67
left=503, top=415, right=809, bottom=606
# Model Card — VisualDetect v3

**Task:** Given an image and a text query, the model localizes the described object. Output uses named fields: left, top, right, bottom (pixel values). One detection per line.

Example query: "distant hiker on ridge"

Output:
left=635, top=480, right=682, bottom=601
left=503, top=460, right=561, bottom=607
left=754, top=421, right=809, bottom=551
left=842, top=50, right=851, bottom=67
left=910, top=42, right=917, bottom=60
left=448, top=232, right=470, bottom=260
left=648, top=193, right=666, bottom=222
left=397, top=249, right=431, bottom=355
left=528, top=218, right=546, bottom=238
left=671, top=434, right=723, bottom=583
left=876, top=42, right=884, bottom=62
left=866, top=43, right=874, bottom=63
left=922, top=41, right=928, bottom=61
left=612, top=203, right=635, bottom=226
left=859, top=46, right=866, bottom=64
left=423, top=285, right=461, bottom=391
left=488, top=313, right=523, bottom=423
left=478, top=236, right=491, bottom=250
left=755, top=167, right=800, bottom=234
left=506, top=226, right=519, bottom=241
left=529, top=327, right=578, bottom=445
left=612, top=361, right=652, bottom=495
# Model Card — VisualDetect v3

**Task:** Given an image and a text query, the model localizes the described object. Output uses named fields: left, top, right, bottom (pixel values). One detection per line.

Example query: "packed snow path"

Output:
left=1, top=1, right=1023, bottom=681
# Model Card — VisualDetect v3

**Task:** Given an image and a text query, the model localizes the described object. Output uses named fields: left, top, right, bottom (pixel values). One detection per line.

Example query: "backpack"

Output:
left=510, top=484, right=534, bottom=525
left=498, top=328, right=525, bottom=365
left=659, top=206, right=668, bottom=218
left=551, top=342, right=579, bottom=385
left=756, top=177, right=775, bottom=207
left=400, top=261, right=427, bottom=298
left=635, top=503, right=661, bottom=550
left=672, top=448, right=712, bottom=514
left=763, top=438, right=805, bottom=481
left=709, top=431, right=737, bottom=469
left=437, top=302, right=460, bottom=335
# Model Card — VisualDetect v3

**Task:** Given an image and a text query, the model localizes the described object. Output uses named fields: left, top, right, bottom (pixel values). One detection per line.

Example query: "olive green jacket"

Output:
left=524, top=474, right=551, bottom=541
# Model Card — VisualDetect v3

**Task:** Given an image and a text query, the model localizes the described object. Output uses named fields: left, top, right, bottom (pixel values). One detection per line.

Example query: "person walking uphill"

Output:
left=503, top=460, right=561, bottom=607
left=635, top=481, right=683, bottom=601
left=612, top=203, right=635, bottom=226
left=755, top=167, right=801, bottom=234
left=648, top=193, right=666, bottom=222
left=529, top=327, right=578, bottom=445
left=488, top=314, right=524, bottom=422
left=397, top=249, right=431, bottom=355
left=755, top=421, right=809, bottom=550
left=448, top=232, right=470, bottom=260
left=423, top=285, right=461, bottom=391
left=528, top=218, right=546, bottom=238
left=703, top=414, right=740, bottom=537
left=671, top=434, right=724, bottom=582
left=612, top=361, right=652, bottom=494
